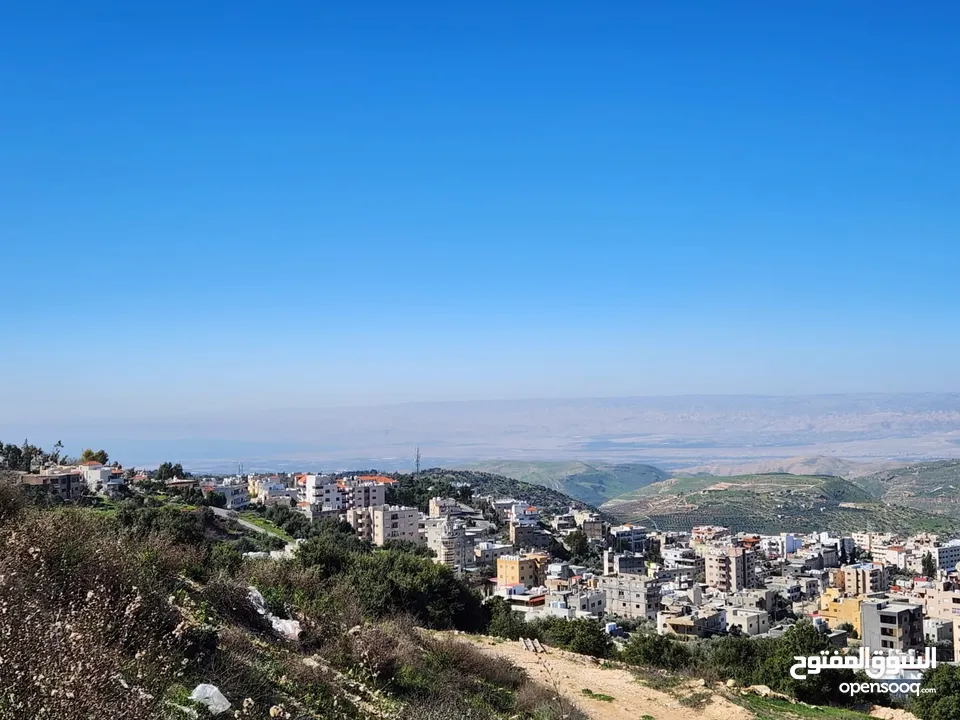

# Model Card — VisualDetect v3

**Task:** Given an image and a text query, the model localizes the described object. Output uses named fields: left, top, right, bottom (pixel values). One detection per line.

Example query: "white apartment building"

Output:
left=79, top=461, right=115, bottom=494
left=508, top=503, right=540, bottom=527
left=342, top=478, right=387, bottom=509
left=300, top=474, right=344, bottom=514
left=208, top=482, right=250, bottom=510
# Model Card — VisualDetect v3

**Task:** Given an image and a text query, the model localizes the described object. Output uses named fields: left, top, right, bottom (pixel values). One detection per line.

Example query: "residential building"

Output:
left=255, top=479, right=298, bottom=507
left=208, top=482, right=250, bottom=510
left=705, top=547, right=758, bottom=592
left=345, top=506, right=375, bottom=542
left=427, top=518, right=471, bottom=570
left=299, top=474, right=344, bottom=515
left=924, top=618, right=953, bottom=646
left=79, top=461, right=116, bottom=495
left=852, top=532, right=896, bottom=554
left=692, top=526, right=730, bottom=543
left=552, top=512, right=577, bottom=533
left=609, top=524, right=649, bottom=553
left=662, top=546, right=705, bottom=577
left=545, top=590, right=606, bottom=618
left=602, top=550, right=646, bottom=577
left=475, top=541, right=514, bottom=566
left=657, top=608, right=723, bottom=639
left=497, top=552, right=550, bottom=589
left=429, top=497, right=461, bottom=518
left=860, top=599, right=924, bottom=654
left=342, top=478, right=387, bottom=509
left=836, top=563, right=889, bottom=595
left=580, top=514, right=606, bottom=541
left=19, top=470, right=83, bottom=501
left=723, top=607, right=770, bottom=636
left=597, top=573, right=662, bottom=622
left=508, top=503, right=540, bottom=527
left=509, top=523, right=551, bottom=548
left=935, top=540, right=960, bottom=572
left=371, top=505, right=422, bottom=546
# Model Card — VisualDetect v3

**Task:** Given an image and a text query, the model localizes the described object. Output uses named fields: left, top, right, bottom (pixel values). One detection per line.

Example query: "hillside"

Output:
left=678, top=456, right=905, bottom=479
left=601, top=472, right=960, bottom=535
left=852, top=460, right=960, bottom=518
left=456, top=461, right=668, bottom=506
left=0, top=486, right=590, bottom=720
left=388, top=468, right=607, bottom=517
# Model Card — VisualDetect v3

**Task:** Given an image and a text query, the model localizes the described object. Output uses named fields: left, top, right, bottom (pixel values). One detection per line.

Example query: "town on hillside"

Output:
left=6, top=453, right=960, bottom=680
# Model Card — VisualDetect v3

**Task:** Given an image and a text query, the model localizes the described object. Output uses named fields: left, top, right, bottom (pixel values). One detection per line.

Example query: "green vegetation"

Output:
left=854, top=460, right=960, bottom=521
left=732, top=695, right=877, bottom=719
left=580, top=688, right=614, bottom=702
left=388, top=468, right=606, bottom=517
left=0, top=485, right=586, bottom=720
left=603, top=472, right=960, bottom=534
left=486, top=598, right=613, bottom=658
left=80, top=448, right=110, bottom=464
left=459, top=460, right=668, bottom=505
left=0, top=438, right=69, bottom=472
left=912, top=663, right=960, bottom=720
left=239, top=511, right=295, bottom=541
left=156, top=461, right=186, bottom=481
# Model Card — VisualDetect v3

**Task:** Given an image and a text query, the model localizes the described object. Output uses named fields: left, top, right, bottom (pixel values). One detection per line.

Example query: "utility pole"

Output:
left=415, top=446, right=421, bottom=475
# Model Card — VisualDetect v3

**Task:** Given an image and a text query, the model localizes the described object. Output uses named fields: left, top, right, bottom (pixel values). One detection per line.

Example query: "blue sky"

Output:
left=2, top=1, right=959, bottom=426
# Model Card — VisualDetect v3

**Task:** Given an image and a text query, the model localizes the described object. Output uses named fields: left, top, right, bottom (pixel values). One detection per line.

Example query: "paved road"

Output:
left=210, top=506, right=286, bottom=540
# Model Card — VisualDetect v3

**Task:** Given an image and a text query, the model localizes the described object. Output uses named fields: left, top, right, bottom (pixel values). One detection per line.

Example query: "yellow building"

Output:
left=497, top=552, right=550, bottom=588
left=818, top=587, right=865, bottom=636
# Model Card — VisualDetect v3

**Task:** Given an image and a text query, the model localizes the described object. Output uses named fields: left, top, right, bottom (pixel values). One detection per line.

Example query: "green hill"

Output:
left=456, top=461, right=668, bottom=506
left=601, top=472, right=960, bottom=535
left=388, top=467, right=609, bottom=517
left=852, top=460, right=960, bottom=518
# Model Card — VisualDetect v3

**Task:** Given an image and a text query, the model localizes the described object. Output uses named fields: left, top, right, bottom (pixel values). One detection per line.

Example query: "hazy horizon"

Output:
left=6, top=392, right=960, bottom=473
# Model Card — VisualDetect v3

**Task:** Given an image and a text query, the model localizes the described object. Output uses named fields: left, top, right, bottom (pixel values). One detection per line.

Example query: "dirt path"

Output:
left=454, top=635, right=755, bottom=720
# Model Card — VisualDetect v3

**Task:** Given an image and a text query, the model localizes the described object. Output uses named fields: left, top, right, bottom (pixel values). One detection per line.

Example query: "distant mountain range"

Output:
left=677, top=456, right=906, bottom=479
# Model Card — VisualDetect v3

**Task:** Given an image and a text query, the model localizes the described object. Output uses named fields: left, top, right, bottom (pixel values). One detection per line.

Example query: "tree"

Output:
left=205, top=492, right=227, bottom=509
left=80, top=449, right=109, bottom=465
left=209, top=543, right=243, bottom=575
left=156, top=462, right=175, bottom=481
left=381, top=539, right=436, bottom=558
left=912, top=664, right=960, bottom=720
left=837, top=621, right=858, bottom=639
left=923, top=551, right=937, bottom=578
left=486, top=596, right=527, bottom=640
left=621, top=631, right=691, bottom=670
left=547, top=537, right=571, bottom=562
left=565, top=530, right=589, bottom=558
